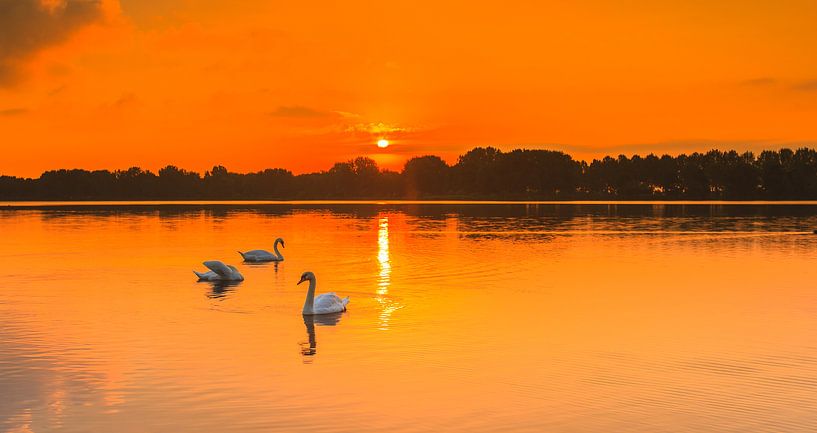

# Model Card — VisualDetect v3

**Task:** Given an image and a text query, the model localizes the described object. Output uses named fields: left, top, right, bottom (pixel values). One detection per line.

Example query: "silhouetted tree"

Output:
left=454, top=147, right=503, bottom=194
left=403, top=155, right=450, bottom=197
left=158, top=165, right=201, bottom=198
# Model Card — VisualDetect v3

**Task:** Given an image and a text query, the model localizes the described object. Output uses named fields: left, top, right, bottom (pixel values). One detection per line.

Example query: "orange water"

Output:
left=2, top=203, right=817, bottom=432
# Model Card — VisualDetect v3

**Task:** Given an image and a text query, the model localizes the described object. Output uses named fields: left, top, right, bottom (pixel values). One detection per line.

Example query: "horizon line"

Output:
left=6, top=200, right=817, bottom=207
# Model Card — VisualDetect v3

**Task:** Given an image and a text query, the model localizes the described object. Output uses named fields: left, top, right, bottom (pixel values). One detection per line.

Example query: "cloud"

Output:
left=552, top=139, right=817, bottom=159
left=0, top=108, right=28, bottom=116
left=0, top=0, right=104, bottom=86
left=793, top=80, right=817, bottom=92
left=48, top=84, right=67, bottom=95
left=269, top=105, right=328, bottom=118
left=740, top=77, right=777, bottom=86
left=113, top=92, right=137, bottom=107
left=333, top=111, right=361, bottom=119
left=738, top=78, right=817, bottom=92
left=345, top=122, right=411, bottom=135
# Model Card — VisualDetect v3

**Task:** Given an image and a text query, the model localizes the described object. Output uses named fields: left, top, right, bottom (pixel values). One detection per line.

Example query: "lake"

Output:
left=2, top=202, right=817, bottom=432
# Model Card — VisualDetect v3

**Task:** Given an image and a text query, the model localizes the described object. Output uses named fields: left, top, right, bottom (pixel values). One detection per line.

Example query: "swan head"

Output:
left=276, top=237, right=285, bottom=248
left=297, top=271, right=315, bottom=285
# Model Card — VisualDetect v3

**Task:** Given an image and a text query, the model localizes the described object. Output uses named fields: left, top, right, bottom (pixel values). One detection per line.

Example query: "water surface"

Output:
left=2, top=202, right=817, bottom=432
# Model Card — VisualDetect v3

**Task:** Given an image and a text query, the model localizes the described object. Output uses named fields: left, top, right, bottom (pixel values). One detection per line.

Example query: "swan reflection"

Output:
left=299, top=312, right=343, bottom=362
left=241, top=261, right=280, bottom=274
left=204, top=280, right=243, bottom=299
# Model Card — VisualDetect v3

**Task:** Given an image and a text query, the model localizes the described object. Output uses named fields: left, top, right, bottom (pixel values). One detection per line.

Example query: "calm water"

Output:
left=2, top=202, right=817, bottom=432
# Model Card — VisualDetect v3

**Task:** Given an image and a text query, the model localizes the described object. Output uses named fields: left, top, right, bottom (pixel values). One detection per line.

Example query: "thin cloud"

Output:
left=0, top=108, right=28, bottom=116
left=740, top=77, right=777, bottom=86
left=792, top=80, right=817, bottom=92
left=0, top=0, right=104, bottom=86
left=345, top=122, right=411, bottom=134
left=48, top=84, right=67, bottom=96
left=553, top=139, right=817, bottom=159
left=333, top=110, right=361, bottom=119
left=113, top=92, right=137, bottom=107
left=739, top=78, right=817, bottom=92
left=269, top=105, right=328, bottom=118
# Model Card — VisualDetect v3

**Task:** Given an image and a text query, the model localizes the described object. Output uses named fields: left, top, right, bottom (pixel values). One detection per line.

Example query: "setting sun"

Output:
left=377, top=139, right=390, bottom=149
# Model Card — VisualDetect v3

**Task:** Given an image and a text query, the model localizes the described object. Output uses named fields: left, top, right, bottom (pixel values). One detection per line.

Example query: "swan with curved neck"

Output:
left=238, top=238, right=285, bottom=262
left=298, top=271, right=349, bottom=315
left=193, top=260, right=244, bottom=281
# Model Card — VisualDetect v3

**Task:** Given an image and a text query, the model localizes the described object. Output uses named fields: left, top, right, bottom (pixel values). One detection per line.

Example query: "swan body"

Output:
left=298, top=271, right=349, bottom=315
left=239, top=238, right=284, bottom=262
left=194, top=260, right=244, bottom=281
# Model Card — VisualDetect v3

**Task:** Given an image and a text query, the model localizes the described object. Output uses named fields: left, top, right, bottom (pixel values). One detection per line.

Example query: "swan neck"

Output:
left=273, top=239, right=283, bottom=260
left=302, top=276, right=316, bottom=314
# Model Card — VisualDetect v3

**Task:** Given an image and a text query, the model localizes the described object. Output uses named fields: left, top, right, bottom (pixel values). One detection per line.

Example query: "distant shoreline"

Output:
left=5, top=199, right=817, bottom=207
left=4, top=146, right=817, bottom=201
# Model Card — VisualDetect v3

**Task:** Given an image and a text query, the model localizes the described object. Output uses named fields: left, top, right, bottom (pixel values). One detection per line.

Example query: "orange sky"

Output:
left=1, top=0, right=816, bottom=177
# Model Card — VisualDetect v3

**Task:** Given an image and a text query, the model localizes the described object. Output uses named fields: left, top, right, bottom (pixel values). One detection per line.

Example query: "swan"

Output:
left=194, top=260, right=244, bottom=281
left=238, top=237, right=285, bottom=262
left=298, top=271, right=349, bottom=315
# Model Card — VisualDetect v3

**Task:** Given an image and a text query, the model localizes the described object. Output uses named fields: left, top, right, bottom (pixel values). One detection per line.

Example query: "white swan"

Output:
left=298, top=271, right=349, bottom=315
left=194, top=260, right=244, bottom=281
left=239, top=238, right=284, bottom=262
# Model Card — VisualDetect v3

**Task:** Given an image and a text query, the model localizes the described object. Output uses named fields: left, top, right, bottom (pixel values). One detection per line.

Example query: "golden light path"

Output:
left=376, top=215, right=401, bottom=330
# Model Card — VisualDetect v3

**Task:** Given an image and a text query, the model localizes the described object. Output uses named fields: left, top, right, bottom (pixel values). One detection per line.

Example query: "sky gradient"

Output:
left=1, top=0, right=816, bottom=177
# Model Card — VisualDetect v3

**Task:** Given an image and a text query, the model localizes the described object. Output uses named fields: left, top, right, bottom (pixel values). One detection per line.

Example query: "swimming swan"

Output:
left=239, top=238, right=284, bottom=262
left=194, top=260, right=245, bottom=281
left=298, top=271, right=349, bottom=315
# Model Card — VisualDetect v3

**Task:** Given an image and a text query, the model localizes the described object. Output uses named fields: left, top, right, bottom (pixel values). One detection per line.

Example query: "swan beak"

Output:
left=297, top=277, right=305, bottom=285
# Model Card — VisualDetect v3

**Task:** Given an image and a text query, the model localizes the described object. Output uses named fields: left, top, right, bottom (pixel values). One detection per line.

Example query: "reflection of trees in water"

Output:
left=15, top=203, right=817, bottom=219
left=8, top=202, right=817, bottom=236
left=460, top=233, right=558, bottom=242
left=25, top=205, right=295, bottom=221
left=299, top=313, right=343, bottom=363
left=442, top=204, right=817, bottom=236
left=451, top=204, right=577, bottom=240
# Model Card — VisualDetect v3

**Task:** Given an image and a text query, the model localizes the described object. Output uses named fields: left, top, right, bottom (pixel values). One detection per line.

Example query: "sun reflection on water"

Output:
left=376, top=215, right=401, bottom=330
left=377, top=217, right=391, bottom=295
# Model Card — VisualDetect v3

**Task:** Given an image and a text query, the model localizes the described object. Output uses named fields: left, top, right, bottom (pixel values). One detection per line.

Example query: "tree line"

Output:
left=2, top=147, right=817, bottom=200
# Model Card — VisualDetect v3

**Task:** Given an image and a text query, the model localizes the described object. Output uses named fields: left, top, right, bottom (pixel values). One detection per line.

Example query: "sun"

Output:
left=377, top=139, right=390, bottom=149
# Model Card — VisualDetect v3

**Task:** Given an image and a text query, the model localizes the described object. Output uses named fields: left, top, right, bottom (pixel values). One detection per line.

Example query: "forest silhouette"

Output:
left=2, top=147, right=817, bottom=200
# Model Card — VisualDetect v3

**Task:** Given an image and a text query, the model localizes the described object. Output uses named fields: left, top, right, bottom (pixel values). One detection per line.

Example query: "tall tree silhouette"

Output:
left=403, top=155, right=450, bottom=197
